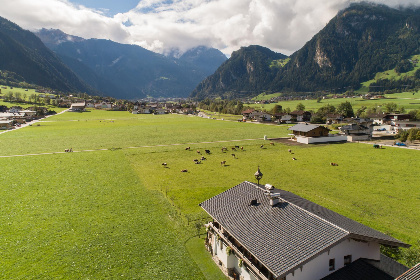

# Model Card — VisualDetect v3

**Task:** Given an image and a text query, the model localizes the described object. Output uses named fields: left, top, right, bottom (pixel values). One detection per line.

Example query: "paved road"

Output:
left=0, top=109, right=69, bottom=135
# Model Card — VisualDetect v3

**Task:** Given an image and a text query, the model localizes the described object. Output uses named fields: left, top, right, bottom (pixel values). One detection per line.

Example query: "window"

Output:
left=344, top=255, right=352, bottom=266
left=329, top=259, right=335, bottom=271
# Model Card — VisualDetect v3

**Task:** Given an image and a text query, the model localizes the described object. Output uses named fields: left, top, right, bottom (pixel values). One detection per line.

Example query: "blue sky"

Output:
left=69, top=0, right=140, bottom=16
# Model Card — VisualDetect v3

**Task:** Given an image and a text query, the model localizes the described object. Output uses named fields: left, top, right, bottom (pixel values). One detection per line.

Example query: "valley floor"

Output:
left=0, top=110, right=418, bottom=278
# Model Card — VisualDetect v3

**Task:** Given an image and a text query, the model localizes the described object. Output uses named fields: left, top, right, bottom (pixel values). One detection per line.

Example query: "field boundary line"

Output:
left=0, top=138, right=263, bottom=158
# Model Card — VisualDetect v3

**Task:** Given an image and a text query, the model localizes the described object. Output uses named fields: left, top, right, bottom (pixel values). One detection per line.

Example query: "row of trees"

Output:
left=198, top=99, right=244, bottom=115
left=270, top=101, right=420, bottom=124
left=2, top=91, right=58, bottom=106
left=396, top=128, right=420, bottom=142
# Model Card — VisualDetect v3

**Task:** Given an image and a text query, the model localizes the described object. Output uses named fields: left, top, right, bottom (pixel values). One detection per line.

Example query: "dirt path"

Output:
left=0, top=138, right=264, bottom=158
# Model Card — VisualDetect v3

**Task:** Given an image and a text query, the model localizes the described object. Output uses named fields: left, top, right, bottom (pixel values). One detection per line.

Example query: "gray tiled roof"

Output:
left=200, top=182, right=409, bottom=279
left=321, top=258, right=394, bottom=280
left=288, top=123, right=322, bottom=132
left=396, top=263, right=420, bottom=280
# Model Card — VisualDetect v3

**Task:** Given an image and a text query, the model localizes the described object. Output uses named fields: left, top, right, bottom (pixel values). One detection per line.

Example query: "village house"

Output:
left=242, top=109, right=256, bottom=120
left=95, top=102, right=113, bottom=110
left=384, top=113, right=411, bottom=125
left=69, top=102, right=86, bottom=112
left=368, top=113, right=387, bottom=125
left=0, top=120, right=13, bottom=130
left=288, top=123, right=347, bottom=144
left=252, top=111, right=272, bottom=122
left=394, top=121, right=420, bottom=133
left=290, top=110, right=312, bottom=122
left=340, top=123, right=373, bottom=141
left=280, top=113, right=293, bottom=123
left=326, top=114, right=344, bottom=125
left=154, top=108, right=167, bottom=115
left=200, top=181, right=410, bottom=280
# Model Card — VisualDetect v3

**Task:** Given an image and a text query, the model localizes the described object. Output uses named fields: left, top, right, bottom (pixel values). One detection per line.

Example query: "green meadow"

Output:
left=0, top=110, right=419, bottom=278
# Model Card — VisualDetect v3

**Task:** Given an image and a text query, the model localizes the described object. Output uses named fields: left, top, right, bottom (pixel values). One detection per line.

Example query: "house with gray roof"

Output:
left=288, top=124, right=346, bottom=144
left=200, top=181, right=409, bottom=280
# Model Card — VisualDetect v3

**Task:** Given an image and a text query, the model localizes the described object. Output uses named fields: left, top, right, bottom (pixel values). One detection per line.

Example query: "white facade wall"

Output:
left=296, top=135, right=347, bottom=144
left=285, top=239, right=380, bottom=280
left=213, top=234, right=380, bottom=280
left=347, top=135, right=370, bottom=142
left=212, top=235, right=258, bottom=280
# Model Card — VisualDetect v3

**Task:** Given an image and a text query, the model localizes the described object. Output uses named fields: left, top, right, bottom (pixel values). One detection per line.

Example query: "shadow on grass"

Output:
left=185, top=236, right=228, bottom=280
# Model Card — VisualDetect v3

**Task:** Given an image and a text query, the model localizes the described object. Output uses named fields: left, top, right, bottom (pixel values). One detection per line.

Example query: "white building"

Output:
left=200, top=181, right=409, bottom=280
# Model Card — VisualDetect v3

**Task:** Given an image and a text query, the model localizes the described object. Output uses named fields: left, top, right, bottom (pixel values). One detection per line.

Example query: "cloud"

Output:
left=0, top=0, right=419, bottom=56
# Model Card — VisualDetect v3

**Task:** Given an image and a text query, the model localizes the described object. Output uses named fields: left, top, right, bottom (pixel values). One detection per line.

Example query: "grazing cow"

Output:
left=221, top=147, right=227, bottom=152
left=205, top=149, right=211, bottom=154
left=260, top=145, right=264, bottom=148
left=330, top=162, right=338, bottom=166
left=231, top=154, right=236, bottom=158
left=231, top=147, right=236, bottom=151
left=193, top=159, right=199, bottom=162
left=201, top=156, right=206, bottom=160
left=292, top=157, right=297, bottom=160
left=221, top=160, right=226, bottom=166
left=235, top=145, right=240, bottom=149
left=240, top=146, right=244, bottom=151
left=181, top=169, right=188, bottom=172
left=195, top=161, right=201, bottom=164
left=288, top=149, right=292, bottom=153
left=270, top=142, right=274, bottom=146
left=185, top=147, right=190, bottom=150
left=162, top=163, right=167, bottom=167
left=196, top=150, right=201, bottom=154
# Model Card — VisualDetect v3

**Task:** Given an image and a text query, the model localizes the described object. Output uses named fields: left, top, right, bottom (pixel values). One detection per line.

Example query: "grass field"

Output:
left=1, top=110, right=419, bottom=278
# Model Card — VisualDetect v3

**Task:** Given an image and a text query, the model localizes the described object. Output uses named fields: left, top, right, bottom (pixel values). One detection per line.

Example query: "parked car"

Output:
left=395, top=142, right=406, bottom=146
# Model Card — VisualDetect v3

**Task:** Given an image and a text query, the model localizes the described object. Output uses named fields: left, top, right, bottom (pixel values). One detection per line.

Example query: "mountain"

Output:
left=36, top=29, right=227, bottom=99
left=190, top=45, right=287, bottom=99
left=272, top=3, right=420, bottom=92
left=0, top=17, right=96, bottom=94
left=191, top=3, right=420, bottom=99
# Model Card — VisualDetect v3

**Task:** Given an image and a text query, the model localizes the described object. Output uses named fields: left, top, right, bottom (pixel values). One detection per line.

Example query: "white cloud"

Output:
left=0, top=0, right=418, bottom=56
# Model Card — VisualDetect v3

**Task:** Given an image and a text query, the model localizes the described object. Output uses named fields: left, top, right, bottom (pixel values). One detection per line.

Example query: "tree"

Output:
left=396, top=129, right=409, bottom=142
left=356, top=106, right=367, bottom=117
left=316, top=97, right=322, bottom=103
left=271, top=104, right=282, bottom=114
left=336, top=101, right=354, bottom=118
left=296, top=103, right=305, bottom=111
left=408, top=128, right=420, bottom=142
left=384, top=102, right=398, bottom=113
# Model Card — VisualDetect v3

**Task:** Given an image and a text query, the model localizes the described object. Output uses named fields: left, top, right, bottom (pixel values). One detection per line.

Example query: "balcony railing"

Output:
left=209, top=223, right=271, bottom=280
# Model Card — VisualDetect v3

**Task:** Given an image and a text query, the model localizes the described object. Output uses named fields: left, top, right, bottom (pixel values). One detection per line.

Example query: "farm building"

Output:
left=289, top=123, right=330, bottom=137
left=288, top=124, right=346, bottom=144
left=200, top=181, right=410, bottom=280
left=0, top=120, right=13, bottom=130
left=339, top=123, right=373, bottom=141
left=69, top=102, right=86, bottom=112
left=289, top=110, right=312, bottom=122
left=394, top=121, right=420, bottom=133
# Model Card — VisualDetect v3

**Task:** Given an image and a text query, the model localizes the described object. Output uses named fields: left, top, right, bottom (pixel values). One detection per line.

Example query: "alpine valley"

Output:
left=0, top=3, right=419, bottom=100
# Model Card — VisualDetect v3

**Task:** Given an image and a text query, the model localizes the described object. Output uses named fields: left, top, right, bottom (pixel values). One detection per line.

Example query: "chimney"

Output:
left=264, top=184, right=281, bottom=206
